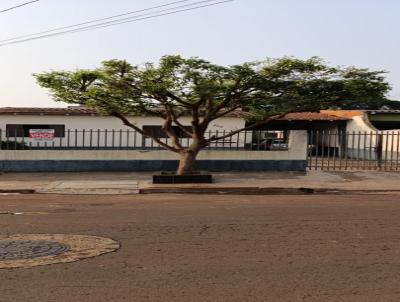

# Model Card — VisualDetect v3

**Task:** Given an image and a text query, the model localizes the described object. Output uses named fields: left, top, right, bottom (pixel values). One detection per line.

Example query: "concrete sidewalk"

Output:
left=0, top=170, right=400, bottom=194
left=0, top=172, right=141, bottom=195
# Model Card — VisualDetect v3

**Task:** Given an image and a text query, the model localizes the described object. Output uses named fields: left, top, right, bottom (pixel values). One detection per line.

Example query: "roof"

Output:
left=366, top=110, right=400, bottom=114
left=0, top=107, right=98, bottom=116
left=0, top=107, right=250, bottom=118
left=0, top=108, right=348, bottom=121
left=320, top=110, right=364, bottom=118
left=277, top=112, right=349, bottom=121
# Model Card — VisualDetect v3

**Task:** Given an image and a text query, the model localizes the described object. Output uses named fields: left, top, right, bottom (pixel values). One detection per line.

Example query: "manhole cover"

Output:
left=0, top=234, right=119, bottom=269
left=0, top=240, right=69, bottom=260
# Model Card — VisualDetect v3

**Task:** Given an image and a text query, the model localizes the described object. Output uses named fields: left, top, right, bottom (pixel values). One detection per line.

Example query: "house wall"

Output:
left=311, top=125, right=342, bottom=148
left=0, top=131, right=308, bottom=172
left=0, top=115, right=249, bottom=148
left=319, top=111, right=374, bottom=153
left=0, top=115, right=245, bottom=131
left=346, top=114, right=377, bottom=132
left=345, top=114, right=400, bottom=157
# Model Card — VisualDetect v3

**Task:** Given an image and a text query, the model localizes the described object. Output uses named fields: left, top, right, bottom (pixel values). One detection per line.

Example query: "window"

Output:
left=142, top=125, right=191, bottom=138
left=6, top=124, right=65, bottom=138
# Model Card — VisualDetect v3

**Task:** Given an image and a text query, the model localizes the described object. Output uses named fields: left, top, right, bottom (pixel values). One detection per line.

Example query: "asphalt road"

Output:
left=1, top=193, right=400, bottom=302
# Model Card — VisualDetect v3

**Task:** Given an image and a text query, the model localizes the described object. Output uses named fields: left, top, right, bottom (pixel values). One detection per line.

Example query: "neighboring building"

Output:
left=365, top=110, right=400, bottom=130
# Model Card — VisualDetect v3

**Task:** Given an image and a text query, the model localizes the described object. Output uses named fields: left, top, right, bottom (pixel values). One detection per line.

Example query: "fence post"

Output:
left=126, top=129, right=130, bottom=148
left=97, top=129, right=100, bottom=149
left=376, top=132, right=383, bottom=169
left=74, top=129, right=78, bottom=149
left=105, top=129, right=108, bottom=148
left=112, top=129, right=115, bottom=149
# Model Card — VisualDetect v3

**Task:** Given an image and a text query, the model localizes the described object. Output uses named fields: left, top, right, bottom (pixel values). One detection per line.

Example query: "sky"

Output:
left=0, top=0, right=399, bottom=107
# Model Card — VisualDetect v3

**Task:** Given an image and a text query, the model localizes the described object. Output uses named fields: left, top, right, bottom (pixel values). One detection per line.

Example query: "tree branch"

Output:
left=166, top=91, right=192, bottom=106
left=209, top=79, right=243, bottom=115
left=190, top=105, right=203, bottom=138
left=200, top=80, right=244, bottom=128
left=164, top=104, right=193, bottom=137
left=207, top=105, right=242, bottom=121
left=161, top=114, right=184, bottom=150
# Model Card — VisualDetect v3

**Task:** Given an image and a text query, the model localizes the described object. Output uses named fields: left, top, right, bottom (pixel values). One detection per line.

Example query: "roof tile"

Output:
left=278, top=112, right=349, bottom=121
left=0, top=107, right=98, bottom=115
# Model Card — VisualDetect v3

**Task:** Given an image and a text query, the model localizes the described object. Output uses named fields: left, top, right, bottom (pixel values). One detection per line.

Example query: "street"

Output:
left=1, top=193, right=400, bottom=301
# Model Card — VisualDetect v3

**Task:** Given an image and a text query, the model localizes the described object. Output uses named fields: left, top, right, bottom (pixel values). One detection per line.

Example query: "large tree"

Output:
left=34, top=55, right=395, bottom=174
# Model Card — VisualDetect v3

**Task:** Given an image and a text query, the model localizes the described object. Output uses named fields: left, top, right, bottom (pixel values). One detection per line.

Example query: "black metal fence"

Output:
left=307, top=130, right=400, bottom=171
left=0, top=129, right=289, bottom=151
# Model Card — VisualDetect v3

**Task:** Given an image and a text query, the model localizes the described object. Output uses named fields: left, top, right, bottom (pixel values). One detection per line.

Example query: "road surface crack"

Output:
left=199, top=224, right=210, bottom=236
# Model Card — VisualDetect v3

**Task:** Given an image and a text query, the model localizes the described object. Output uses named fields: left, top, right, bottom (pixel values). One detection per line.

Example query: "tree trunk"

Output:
left=176, top=150, right=199, bottom=175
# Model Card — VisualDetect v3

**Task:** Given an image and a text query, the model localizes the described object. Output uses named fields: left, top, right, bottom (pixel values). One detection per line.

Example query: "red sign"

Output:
left=29, top=129, right=55, bottom=141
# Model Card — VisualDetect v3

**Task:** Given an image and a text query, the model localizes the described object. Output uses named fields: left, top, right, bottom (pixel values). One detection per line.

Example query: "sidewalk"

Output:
left=0, top=172, right=141, bottom=195
left=1, top=170, right=400, bottom=195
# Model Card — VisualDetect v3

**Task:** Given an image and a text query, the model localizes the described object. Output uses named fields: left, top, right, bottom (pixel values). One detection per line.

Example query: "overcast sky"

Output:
left=0, top=0, right=399, bottom=107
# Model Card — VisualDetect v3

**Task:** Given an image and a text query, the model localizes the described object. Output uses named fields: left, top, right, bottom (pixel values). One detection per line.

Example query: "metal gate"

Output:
left=307, top=131, right=400, bottom=171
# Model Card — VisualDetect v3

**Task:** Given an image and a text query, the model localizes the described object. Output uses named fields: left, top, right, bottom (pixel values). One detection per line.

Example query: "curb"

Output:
left=2, top=188, right=400, bottom=196
left=0, top=189, right=35, bottom=194
left=140, top=187, right=315, bottom=195
left=139, top=187, right=400, bottom=195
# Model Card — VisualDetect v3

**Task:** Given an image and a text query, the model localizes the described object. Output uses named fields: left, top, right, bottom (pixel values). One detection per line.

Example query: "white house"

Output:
left=0, top=106, right=249, bottom=148
left=0, top=106, right=310, bottom=172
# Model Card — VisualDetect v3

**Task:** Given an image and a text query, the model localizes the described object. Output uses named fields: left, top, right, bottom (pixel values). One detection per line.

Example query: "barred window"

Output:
left=142, top=125, right=191, bottom=138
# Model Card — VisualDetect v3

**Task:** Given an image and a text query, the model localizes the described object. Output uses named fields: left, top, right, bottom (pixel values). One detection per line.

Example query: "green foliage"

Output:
left=248, top=57, right=393, bottom=115
left=34, top=55, right=394, bottom=121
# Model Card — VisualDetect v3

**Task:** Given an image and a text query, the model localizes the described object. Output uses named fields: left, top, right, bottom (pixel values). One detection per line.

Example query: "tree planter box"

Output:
left=153, top=172, right=212, bottom=184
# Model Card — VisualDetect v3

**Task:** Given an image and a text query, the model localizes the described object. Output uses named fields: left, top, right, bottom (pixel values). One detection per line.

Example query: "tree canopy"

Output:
left=34, top=55, right=397, bottom=174
left=246, top=57, right=395, bottom=114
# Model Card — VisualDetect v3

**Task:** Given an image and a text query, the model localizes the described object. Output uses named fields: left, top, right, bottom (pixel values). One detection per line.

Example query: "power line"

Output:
left=0, top=0, right=233, bottom=47
left=0, top=0, right=40, bottom=13
left=70, top=0, right=233, bottom=34
left=1, top=0, right=192, bottom=42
